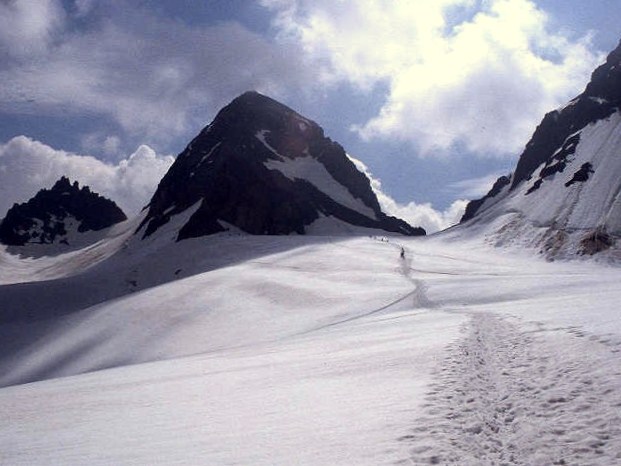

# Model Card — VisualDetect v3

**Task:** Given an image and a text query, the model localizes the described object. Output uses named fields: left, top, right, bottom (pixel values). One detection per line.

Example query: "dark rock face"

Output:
left=140, top=91, right=424, bottom=240
left=511, top=101, right=611, bottom=192
left=565, top=162, right=594, bottom=187
left=525, top=133, right=581, bottom=194
left=0, top=177, right=127, bottom=246
left=463, top=39, right=621, bottom=222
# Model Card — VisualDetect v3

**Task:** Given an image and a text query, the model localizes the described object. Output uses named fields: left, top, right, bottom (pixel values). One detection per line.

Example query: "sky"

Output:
left=1, top=0, right=621, bottom=232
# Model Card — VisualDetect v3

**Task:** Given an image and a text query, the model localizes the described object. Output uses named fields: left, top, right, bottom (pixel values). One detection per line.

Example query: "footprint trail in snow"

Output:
left=398, top=312, right=621, bottom=465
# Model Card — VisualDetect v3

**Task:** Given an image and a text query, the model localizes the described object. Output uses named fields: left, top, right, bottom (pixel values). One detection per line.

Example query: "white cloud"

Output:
left=349, top=155, right=466, bottom=233
left=102, top=136, right=121, bottom=157
left=81, top=133, right=123, bottom=158
left=0, top=1, right=311, bottom=147
left=0, top=0, right=65, bottom=58
left=379, top=195, right=468, bottom=234
left=0, top=136, right=174, bottom=217
left=448, top=171, right=508, bottom=198
left=73, top=0, right=96, bottom=17
left=263, top=0, right=604, bottom=156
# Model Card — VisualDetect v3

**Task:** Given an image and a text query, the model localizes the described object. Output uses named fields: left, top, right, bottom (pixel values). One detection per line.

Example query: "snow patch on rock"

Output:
left=265, top=155, right=377, bottom=220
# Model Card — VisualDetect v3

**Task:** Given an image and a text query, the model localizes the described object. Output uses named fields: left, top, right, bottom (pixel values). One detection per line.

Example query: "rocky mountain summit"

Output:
left=460, top=39, right=621, bottom=257
left=0, top=176, right=127, bottom=248
left=138, top=91, right=424, bottom=240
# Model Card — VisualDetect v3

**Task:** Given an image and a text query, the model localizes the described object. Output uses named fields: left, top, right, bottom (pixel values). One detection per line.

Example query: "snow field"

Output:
left=1, top=232, right=621, bottom=464
left=394, top=235, right=621, bottom=464
left=0, top=309, right=458, bottom=465
left=0, top=237, right=423, bottom=387
left=0, top=236, right=466, bottom=465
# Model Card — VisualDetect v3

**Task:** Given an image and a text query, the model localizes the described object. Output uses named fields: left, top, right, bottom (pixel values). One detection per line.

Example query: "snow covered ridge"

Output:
left=460, top=39, right=621, bottom=260
left=138, top=91, right=424, bottom=240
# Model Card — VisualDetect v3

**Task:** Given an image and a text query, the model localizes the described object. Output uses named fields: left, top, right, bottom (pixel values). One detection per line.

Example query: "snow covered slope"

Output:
left=461, top=40, right=621, bottom=259
left=1, top=233, right=621, bottom=465
left=0, top=234, right=415, bottom=387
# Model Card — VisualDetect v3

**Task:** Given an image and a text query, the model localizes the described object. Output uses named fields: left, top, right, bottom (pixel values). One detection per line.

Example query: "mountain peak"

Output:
left=508, top=41, right=621, bottom=191
left=0, top=177, right=127, bottom=249
left=52, top=175, right=72, bottom=191
left=228, top=90, right=291, bottom=108
left=229, top=90, right=272, bottom=105
left=138, top=92, right=424, bottom=240
left=583, top=38, right=621, bottom=102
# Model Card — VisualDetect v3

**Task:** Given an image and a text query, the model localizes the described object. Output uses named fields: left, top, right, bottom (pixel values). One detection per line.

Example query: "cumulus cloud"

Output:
left=0, top=136, right=174, bottom=218
left=262, top=0, right=603, bottom=156
left=349, top=155, right=466, bottom=233
left=379, top=195, right=468, bottom=234
left=0, top=1, right=311, bottom=147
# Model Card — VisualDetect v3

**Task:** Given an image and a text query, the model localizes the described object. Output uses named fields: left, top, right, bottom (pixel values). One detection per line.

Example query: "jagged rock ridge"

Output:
left=0, top=177, right=127, bottom=247
left=139, top=91, right=424, bottom=240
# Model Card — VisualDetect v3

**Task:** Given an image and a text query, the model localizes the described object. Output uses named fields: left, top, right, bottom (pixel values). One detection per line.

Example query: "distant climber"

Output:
left=400, top=247, right=405, bottom=259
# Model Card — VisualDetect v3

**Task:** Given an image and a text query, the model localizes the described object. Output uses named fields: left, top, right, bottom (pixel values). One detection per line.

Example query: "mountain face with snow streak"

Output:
left=0, top=177, right=127, bottom=251
left=138, top=91, right=424, bottom=240
left=460, top=40, right=621, bottom=257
